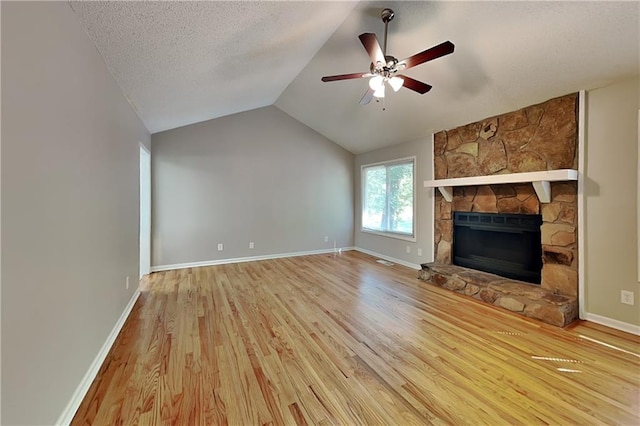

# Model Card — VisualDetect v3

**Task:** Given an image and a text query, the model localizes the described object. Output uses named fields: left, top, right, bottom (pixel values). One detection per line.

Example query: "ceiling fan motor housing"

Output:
left=369, top=56, right=400, bottom=78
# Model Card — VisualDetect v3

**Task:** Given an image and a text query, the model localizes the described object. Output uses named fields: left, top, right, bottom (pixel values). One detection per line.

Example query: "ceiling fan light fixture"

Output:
left=320, top=7, right=455, bottom=106
left=389, top=76, right=404, bottom=92
left=368, top=75, right=384, bottom=91
left=373, top=84, right=385, bottom=98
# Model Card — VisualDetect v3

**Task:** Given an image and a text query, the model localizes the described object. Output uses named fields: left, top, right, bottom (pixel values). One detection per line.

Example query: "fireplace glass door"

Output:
left=453, top=212, right=542, bottom=284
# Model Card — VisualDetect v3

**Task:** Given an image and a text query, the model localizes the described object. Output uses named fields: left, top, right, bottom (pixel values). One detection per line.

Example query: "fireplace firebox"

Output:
left=453, top=212, right=542, bottom=284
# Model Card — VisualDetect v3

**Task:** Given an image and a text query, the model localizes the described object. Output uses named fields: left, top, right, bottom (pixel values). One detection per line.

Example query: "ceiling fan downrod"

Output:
left=381, top=8, right=394, bottom=57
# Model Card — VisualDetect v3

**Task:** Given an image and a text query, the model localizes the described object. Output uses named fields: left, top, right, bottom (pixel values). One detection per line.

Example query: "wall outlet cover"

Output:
left=621, top=290, right=634, bottom=305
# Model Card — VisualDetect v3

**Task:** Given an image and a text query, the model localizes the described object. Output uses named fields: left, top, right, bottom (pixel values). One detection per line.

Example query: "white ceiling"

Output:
left=70, top=1, right=639, bottom=154
left=69, top=1, right=359, bottom=133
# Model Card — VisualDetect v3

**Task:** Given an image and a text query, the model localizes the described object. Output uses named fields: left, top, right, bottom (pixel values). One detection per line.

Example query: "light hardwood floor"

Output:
left=73, top=251, right=640, bottom=425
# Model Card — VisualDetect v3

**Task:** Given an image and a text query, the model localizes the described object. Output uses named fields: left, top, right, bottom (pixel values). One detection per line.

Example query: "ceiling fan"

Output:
left=321, top=8, right=455, bottom=105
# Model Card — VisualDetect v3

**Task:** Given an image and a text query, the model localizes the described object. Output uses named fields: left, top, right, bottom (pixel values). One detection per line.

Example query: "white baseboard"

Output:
left=354, top=247, right=421, bottom=270
left=584, top=312, right=640, bottom=336
left=56, top=289, right=141, bottom=425
left=150, top=247, right=356, bottom=272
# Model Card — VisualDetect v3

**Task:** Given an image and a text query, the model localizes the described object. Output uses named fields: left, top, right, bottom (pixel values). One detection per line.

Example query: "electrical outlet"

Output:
left=126, top=276, right=130, bottom=290
left=406, top=246, right=411, bottom=254
left=621, top=290, right=634, bottom=305
left=324, top=236, right=329, bottom=242
left=417, top=248, right=423, bottom=256
left=217, top=243, right=223, bottom=251
left=249, top=242, right=254, bottom=249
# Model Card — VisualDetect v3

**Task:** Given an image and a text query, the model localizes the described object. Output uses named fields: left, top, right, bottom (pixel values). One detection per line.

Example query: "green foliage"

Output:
left=363, top=162, right=413, bottom=233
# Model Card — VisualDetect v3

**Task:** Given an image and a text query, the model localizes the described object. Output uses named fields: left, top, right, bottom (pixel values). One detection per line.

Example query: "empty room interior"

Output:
left=2, top=1, right=640, bottom=425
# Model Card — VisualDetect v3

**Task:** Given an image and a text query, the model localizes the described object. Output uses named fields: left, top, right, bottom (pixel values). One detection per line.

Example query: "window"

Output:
left=362, top=157, right=415, bottom=240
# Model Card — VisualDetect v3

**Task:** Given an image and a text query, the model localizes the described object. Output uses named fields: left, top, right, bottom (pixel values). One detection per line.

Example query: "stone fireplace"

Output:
left=421, top=93, right=579, bottom=326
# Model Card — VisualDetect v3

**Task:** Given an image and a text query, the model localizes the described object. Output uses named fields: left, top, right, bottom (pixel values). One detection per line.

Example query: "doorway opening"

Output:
left=139, top=144, right=151, bottom=279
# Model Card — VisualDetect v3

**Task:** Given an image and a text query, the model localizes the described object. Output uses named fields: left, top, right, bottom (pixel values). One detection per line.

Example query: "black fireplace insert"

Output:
left=453, top=212, right=542, bottom=284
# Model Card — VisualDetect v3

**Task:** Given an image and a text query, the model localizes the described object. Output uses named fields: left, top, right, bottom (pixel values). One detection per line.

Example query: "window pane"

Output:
left=387, top=163, right=413, bottom=234
left=362, top=159, right=414, bottom=237
left=362, top=166, right=386, bottom=231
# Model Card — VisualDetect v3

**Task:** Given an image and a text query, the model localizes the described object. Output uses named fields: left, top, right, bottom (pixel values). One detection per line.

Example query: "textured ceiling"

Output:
left=69, top=1, right=358, bottom=133
left=70, top=1, right=639, bottom=154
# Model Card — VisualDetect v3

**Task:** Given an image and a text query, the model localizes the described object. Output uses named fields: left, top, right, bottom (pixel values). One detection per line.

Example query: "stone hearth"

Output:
left=419, top=263, right=578, bottom=327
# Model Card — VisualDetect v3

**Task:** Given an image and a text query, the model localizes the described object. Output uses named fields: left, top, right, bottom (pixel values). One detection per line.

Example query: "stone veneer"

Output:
left=427, top=93, right=579, bottom=326
left=419, top=264, right=577, bottom=327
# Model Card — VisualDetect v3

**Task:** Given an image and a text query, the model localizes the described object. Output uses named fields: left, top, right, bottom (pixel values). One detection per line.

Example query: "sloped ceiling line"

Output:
left=71, top=1, right=639, bottom=154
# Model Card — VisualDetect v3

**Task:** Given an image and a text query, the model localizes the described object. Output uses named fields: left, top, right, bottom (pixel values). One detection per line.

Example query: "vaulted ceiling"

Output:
left=70, top=1, right=639, bottom=154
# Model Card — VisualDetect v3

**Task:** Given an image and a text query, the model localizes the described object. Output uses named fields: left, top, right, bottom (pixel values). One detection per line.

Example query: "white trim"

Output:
left=637, top=108, right=640, bottom=282
left=361, top=156, right=417, bottom=240
left=413, top=156, right=417, bottom=242
left=429, top=132, right=436, bottom=263
left=0, top=3, right=3, bottom=420
left=139, top=142, right=150, bottom=155
left=361, top=155, right=416, bottom=169
left=150, top=247, right=356, bottom=272
left=578, top=90, right=586, bottom=318
left=56, top=289, right=141, bottom=425
left=437, top=186, right=453, bottom=202
left=361, top=229, right=416, bottom=242
left=531, top=180, right=551, bottom=203
left=584, top=312, right=640, bottom=336
left=423, top=169, right=578, bottom=187
left=355, top=247, right=421, bottom=270
left=424, top=169, right=578, bottom=203
left=429, top=192, right=435, bottom=263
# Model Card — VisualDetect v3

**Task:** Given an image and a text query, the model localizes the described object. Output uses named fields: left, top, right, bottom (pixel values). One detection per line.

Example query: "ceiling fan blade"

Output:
left=359, top=33, right=385, bottom=66
left=400, top=76, right=433, bottom=94
left=359, top=88, right=374, bottom=105
left=398, top=41, right=455, bottom=70
left=321, top=72, right=372, bottom=82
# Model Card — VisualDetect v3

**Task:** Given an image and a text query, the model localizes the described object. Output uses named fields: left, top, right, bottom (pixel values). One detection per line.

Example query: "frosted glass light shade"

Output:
left=389, top=76, right=404, bottom=92
left=368, top=75, right=384, bottom=91
left=373, top=85, right=385, bottom=98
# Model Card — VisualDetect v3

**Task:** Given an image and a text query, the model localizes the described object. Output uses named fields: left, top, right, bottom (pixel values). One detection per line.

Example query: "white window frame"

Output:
left=361, top=156, right=417, bottom=242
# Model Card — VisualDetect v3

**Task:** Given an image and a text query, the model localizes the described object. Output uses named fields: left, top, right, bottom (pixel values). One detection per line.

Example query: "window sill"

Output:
left=361, top=228, right=416, bottom=242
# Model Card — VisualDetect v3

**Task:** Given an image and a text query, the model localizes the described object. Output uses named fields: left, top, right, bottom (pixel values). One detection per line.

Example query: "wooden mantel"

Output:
left=423, top=169, right=579, bottom=203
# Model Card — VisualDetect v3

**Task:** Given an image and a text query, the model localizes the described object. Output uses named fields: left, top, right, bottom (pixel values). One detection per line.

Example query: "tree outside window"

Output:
left=362, top=158, right=414, bottom=237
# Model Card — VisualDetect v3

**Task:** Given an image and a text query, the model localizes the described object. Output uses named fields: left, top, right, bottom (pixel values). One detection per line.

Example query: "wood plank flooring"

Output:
left=72, top=251, right=640, bottom=425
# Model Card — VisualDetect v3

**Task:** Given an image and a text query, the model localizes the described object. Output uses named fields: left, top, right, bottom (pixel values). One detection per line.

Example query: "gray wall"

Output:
left=354, top=138, right=434, bottom=267
left=151, top=106, right=354, bottom=267
left=585, top=76, right=639, bottom=327
left=1, top=2, right=150, bottom=424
